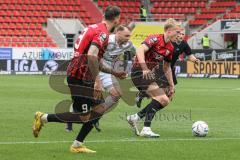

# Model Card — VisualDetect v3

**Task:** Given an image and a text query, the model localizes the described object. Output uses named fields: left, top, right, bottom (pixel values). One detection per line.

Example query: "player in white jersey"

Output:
left=100, top=26, right=135, bottom=94
left=66, top=25, right=135, bottom=131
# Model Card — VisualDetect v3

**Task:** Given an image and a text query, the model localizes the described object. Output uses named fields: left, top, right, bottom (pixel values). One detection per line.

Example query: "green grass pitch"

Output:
left=0, top=75, right=240, bottom=160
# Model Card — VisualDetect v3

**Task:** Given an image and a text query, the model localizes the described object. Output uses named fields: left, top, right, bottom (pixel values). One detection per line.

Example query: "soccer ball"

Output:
left=192, top=121, right=209, bottom=137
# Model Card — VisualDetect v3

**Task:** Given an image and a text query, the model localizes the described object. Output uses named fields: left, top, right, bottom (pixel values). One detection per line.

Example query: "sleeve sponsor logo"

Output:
left=149, top=37, right=158, bottom=44
left=100, top=33, right=107, bottom=42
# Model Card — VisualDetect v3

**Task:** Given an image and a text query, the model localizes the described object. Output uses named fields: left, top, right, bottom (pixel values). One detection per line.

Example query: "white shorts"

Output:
left=99, top=72, right=119, bottom=91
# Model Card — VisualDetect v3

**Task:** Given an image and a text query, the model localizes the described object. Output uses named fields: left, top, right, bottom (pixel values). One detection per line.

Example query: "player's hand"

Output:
left=168, top=85, right=175, bottom=101
left=194, top=59, right=200, bottom=63
left=113, top=70, right=128, bottom=79
left=143, top=69, right=154, bottom=80
left=93, top=78, right=102, bottom=100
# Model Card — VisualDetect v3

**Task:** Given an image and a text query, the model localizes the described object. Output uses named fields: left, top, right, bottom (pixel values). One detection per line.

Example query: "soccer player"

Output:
left=65, top=25, right=135, bottom=132
left=32, top=6, right=126, bottom=153
left=135, top=27, right=200, bottom=108
left=127, top=22, right=180, bottom=138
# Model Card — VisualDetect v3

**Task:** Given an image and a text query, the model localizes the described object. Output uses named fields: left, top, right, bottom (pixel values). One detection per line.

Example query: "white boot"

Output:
left=140, top=127, right=160, bottom=138
left=127, top=114, right=140, bottom=136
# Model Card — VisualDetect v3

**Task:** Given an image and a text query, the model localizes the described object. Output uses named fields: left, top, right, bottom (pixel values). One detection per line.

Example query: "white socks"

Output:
left=41, top=114, right=48, bottom=123
left=142, top=127, right=150, bottom=131
left=133, top=113, right=140, bottom=120
left=72, top=140, right=83, bottom=147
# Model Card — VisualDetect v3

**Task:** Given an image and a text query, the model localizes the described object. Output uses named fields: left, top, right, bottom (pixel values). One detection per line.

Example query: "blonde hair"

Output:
left=166, top=18, right=177, bottom=25
left=164, top=23, right=175, bottom=32
left=164, top=18, right=181, bottom=32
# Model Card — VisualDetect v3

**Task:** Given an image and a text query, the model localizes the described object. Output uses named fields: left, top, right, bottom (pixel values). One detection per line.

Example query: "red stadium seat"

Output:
left=9, top=23, right=16, bottom=29
left=182, top=8, right=188, bottom=14
left=16, top=43, right=24, bottom=48
left=19, top=37, right=25, bottom=43
left=166, top=2, right=171, bottom=7
left=41, top=30, right=47, bottom=36
left=65, top=12, right=72, bottom=18
left=2, top=4, right=8, bottom=10
left=2, top=23, right=8, bottom=29
left=153, top=2, right=159, bottom=8
left=21, top=30, right=28, bottom=36
left=5, top=17, right=11, bottom=23
left=170, top=8, right=175, bottom=14
left=16, top=23, right=22, bottom=29
left=98, top=0, right=103, bottom=6
left=176, top=8, right=182, bottom=14
left=186, top=1, right=192, bottom=8
left=22, top=23, right=29, bottom=29
left=29, top=23, right=36, bottom=29
left=32, top=37, right=39, bottom=42
left=30, top=43, right=37, bottom=47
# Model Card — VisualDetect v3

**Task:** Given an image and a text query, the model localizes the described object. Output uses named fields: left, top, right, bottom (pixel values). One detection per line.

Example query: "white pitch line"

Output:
left=1, top=137, right=240, bottom=145
left=232, top=88, right=240, bottom=91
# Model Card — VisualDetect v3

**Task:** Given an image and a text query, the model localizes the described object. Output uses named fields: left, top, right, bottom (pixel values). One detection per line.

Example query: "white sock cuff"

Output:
left=134, top=113, right=140, bottom=120
left=72, top=140, right=83, bottom=147
left=41, top=114, right=48, bottom=123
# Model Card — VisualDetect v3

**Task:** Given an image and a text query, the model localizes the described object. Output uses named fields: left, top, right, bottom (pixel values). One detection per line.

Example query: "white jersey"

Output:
left=103, top=34, right=135, bottom=66
left=100, top=34, right=135, bottom=89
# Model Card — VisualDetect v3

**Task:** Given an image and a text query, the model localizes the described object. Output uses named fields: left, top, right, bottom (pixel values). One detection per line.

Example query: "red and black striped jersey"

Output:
left=67, top=23, right=109, bottom=81
left=134, top=34, right=174, bottom=70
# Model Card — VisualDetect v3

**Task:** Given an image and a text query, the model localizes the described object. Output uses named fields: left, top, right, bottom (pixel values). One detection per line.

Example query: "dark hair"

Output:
left=104, top=6, right=121, bottom=21
left=116, top=25, right=131, bottom=32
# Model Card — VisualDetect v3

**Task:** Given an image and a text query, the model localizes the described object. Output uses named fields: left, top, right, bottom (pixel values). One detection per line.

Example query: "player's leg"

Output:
left=33, top=77, right=124, bottom=139
left=70, top=118, right=100, bottom=153
left=127, top=66, right=171, bottom=137
left=65, top=104, right=74, bottom=132
left=138, top=83, right=169, bottom=137
left=67, top=84, right=102, bottom=153
left=100, top=72, right=122, bottom=114
left=172, top=66, right=178, bottom=85
left=32, top=77, right=96, bottom=140
left=64, top=103, right=101, bottom=133
left=127, top=66, right=149, bottom=135
left=128, top=82, right=169, bottom=137
left=70, top=73, right=126, bottom=153
left=135, top=91, right=149, bottom=108
left=135, top=65, right=168, bottom=108
left=70, top=74, right=123, bottom=153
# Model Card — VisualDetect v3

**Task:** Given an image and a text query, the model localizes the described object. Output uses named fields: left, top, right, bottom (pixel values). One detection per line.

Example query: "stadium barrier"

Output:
left=186, top=61, right=240, bottom=78
left=0, top=48, right=12, bottom=59
left=191, top=49, right=240, bottom=61
left=0, top=48, right=239, bottom=78
left=0, top=47, right=74, bottom=60
left=0, top=59, right=68, bottom=75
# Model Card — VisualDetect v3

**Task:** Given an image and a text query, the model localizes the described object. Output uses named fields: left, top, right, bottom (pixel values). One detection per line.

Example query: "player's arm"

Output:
left=188, top=55, right=200, bottom=63
left=99, top=59, right=112, bottom=73
left=137, top=44, right=149, bottom=70
left=87, top=44, right=100, bottom=81
left=163, top=61, right=175, bottom=100
left=87, top=44, right=103, bottom=99
left=137, top=44, right=154, bottom=80
left=129, top=45, right=136, bottom=58
left=184, top=42, right=200, bottom=63
left=99, top=59, right=127, bottom=79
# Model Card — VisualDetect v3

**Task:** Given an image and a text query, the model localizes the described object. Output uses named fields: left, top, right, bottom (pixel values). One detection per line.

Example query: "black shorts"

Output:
left=131, top=66, right=169, bottom=94
left=67, top=76, right=103, bottom=113
left=157, top=66, right=177, bottom=85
